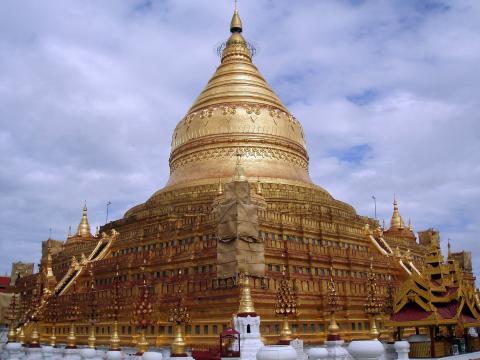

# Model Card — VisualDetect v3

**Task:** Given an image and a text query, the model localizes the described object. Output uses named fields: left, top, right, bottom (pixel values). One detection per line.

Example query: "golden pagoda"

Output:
left=12, top=7, right=478, bottom=349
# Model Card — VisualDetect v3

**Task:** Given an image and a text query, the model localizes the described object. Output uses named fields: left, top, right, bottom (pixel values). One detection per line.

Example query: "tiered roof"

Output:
left=390, top=240, right=480, bottom=327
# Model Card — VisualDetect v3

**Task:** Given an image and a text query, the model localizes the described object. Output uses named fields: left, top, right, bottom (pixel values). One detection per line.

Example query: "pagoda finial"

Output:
left=76, top=202, right=92, bottom=237
left=230, top=1, right=242, bottom=33
left=220, top=6, right=252, bottom=64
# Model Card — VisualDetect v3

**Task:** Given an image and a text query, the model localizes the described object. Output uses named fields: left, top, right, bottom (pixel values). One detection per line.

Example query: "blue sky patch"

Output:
left=346, top=88, right=378, bottom=106
left=330, top=143, right=373, bottom=163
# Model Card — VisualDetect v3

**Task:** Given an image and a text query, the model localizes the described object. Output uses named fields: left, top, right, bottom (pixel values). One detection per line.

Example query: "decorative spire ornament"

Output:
left=275, top=266, right=296, bottom=344
left=17, top=327, right=25, bottom=346
left=66, top=285, right=81, bottom=349
left=132, top=258, right=154, bottom=355
left=76, top=203, right=92, bottom=237
left=86, top=269, right=98, bottom=349
left=168, top=277, right=190, bottom=356
left=364, top=260, right=382, bottom=339
left=326, top=266, right=340, bottom=340
left=6, top=293, right=18, bottom=342
left=383, top=281, right=396, bottom=342
left=230, top=2, right=242, bottom=33
left=384, top=282, right=395, bottom=316
left=27, top=278, right=42, bottom=348
left=390, top=195, right=405, bottom=230
left=45, top=294, right=60, bottom=347
left=107, top=263, right=123, bottom=351
left=238, top=272, right=255, bottom=315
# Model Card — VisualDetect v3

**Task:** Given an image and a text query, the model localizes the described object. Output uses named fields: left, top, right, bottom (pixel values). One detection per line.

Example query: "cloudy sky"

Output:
left=1, top=0, right=479, bottom=277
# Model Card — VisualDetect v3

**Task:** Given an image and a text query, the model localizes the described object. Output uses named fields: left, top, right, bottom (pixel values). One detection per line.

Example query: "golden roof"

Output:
left=167, top=9, right=311, bottom=187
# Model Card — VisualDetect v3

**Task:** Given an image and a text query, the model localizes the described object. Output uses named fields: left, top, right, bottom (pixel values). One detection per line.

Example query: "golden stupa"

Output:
left=11, top=8, right=477, bottom=348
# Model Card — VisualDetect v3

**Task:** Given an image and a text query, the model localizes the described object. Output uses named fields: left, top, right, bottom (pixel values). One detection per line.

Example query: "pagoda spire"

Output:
left=238, top=272, right=255, bottom=315
left=220, top=7, right=252, bottom=64
left=76, top=202, right=92, bottom=237
left=390, top=195, right=405, bottom=230
left=230, top=6, right=242, bottom=33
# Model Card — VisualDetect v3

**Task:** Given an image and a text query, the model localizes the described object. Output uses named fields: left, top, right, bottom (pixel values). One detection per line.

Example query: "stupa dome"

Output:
left=166, top=10, right=311, bottom=188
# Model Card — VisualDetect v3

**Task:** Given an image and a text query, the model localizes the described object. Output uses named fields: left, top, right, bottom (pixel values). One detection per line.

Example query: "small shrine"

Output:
left=389, top=239, right=480, bottom=357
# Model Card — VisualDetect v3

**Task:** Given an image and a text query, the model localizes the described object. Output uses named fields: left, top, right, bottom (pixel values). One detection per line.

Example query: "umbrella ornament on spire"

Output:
left=168, top=272, right=190, bottom=356
left=86, top=268, right=98, bottom=349
left=106, top=263, right=124, bottom=351
left=66, top=284, right=81, bottom=348
left=45, top=293, right=60, bottom=347
left=326, top=266, right=341, bottom=339
left=6, top=293, right=18, bottom=342
left=27, top=277, right=44, bottom=347
left=132, top=257, right=154, bottom=355
left=275, top=265, right=297, bottom=343
left=364, top=259, right=383, bottom=339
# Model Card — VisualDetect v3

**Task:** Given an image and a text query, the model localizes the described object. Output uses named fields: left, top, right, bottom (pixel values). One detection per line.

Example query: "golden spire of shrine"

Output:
left=390, top=195, right=405, bottom=230
left=238, top=272, right=255, bottom=315
left=76, top=203, right=92, bottom=237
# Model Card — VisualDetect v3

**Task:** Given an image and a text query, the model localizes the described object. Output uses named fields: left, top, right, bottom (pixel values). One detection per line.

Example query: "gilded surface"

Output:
left=166, top=11, right=309, bottom=187
left=10, top=8, right=479, bottom=348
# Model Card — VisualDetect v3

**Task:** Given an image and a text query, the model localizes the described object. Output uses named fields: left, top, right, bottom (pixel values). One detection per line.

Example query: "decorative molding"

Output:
left=172, top=103, right=306, bottom=149
left=170, top=145, right=308, bottom=172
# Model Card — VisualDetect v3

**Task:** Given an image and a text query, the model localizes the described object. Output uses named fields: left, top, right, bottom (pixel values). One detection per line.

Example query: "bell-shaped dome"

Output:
left=167, top=10, right=311, bottom=187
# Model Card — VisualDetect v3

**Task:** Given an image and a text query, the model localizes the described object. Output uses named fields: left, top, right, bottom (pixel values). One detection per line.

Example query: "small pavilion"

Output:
left=389, top=240, right=480, bottom=357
